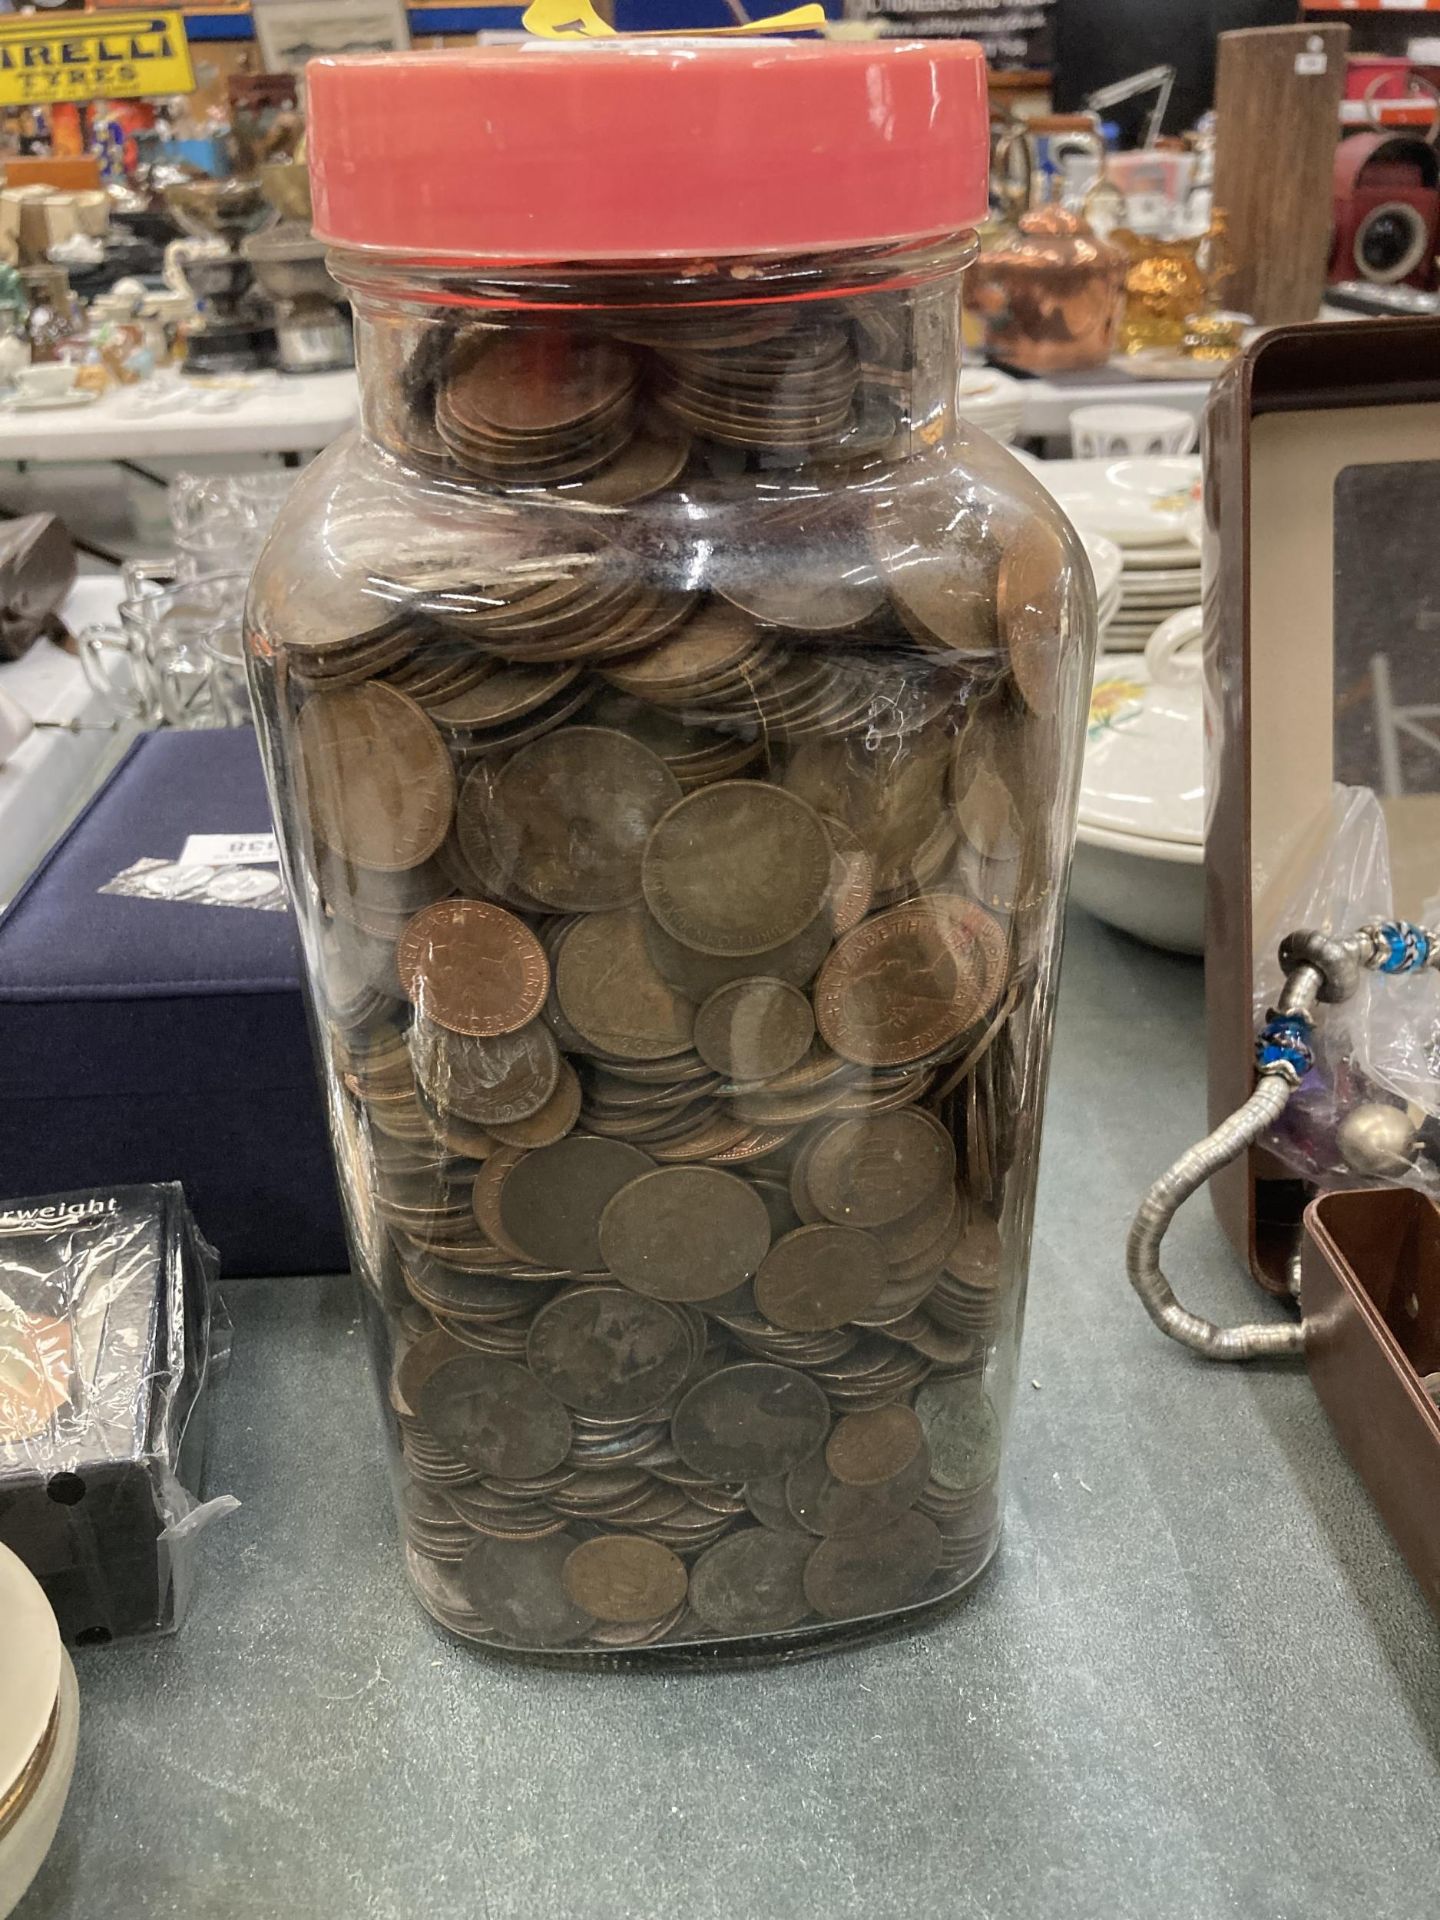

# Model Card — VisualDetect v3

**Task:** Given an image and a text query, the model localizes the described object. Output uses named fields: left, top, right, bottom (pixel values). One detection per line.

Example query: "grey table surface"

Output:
left=18, top=910, right=1440, bottom=1920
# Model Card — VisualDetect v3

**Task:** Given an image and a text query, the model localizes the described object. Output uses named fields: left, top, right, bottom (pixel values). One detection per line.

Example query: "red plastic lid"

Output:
left=307, top=39, right=989, bottom=262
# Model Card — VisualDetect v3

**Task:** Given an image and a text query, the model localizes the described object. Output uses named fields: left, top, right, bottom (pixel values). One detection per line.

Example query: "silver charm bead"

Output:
left=1336, top=1102, right=1421, bottom=1181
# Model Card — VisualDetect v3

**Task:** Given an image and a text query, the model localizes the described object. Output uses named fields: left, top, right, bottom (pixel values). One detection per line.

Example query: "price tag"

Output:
left=178, top=832, right=279, bottom=869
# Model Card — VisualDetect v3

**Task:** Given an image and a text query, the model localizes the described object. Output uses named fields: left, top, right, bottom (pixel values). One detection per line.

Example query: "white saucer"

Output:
left=0, top=1543, right=61, bottom=1806
left=6, top=389, right=98, bottom=413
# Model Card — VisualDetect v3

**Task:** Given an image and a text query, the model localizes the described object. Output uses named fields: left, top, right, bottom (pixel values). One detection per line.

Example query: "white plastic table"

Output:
left=0, top=370, right=358, bottom=464
left=0, top=575, right=135, bottom=908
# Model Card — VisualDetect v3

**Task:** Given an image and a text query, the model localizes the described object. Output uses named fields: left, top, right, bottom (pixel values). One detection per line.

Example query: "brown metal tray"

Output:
left=1302, top=1186, right=1440, bottom=1616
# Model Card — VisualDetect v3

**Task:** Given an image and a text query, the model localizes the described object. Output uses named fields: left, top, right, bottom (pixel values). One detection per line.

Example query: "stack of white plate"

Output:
left=1022, top=453, right=1203, bottom=652
left=956, top=366, right=1024, bottom=444
left=1106, top=537, right=1203, bottom=650
left=1078, top=530, right=1124, bottom=644
left=0, top=1545, right=78, bottom=1919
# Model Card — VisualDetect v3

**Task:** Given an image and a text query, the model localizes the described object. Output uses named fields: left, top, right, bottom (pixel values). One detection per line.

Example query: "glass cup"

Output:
left=119, top=572, right=249, bottom=730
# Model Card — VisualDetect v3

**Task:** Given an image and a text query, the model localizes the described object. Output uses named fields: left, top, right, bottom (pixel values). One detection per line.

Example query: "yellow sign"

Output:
left=0, top=11, right=195, bottom=109
left=523, top=1, right=826, bottom=39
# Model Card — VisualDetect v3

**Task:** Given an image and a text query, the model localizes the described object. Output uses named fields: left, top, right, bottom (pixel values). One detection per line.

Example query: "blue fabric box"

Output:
left=0, top=730, right=347, bottom=1276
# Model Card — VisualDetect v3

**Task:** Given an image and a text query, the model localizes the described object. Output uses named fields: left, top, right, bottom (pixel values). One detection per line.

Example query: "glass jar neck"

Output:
left=333, top=235, right=975, bottom=474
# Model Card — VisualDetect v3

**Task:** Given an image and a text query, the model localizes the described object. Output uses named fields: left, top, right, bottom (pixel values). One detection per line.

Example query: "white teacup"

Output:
left=15, top=363, right=77, bottom=401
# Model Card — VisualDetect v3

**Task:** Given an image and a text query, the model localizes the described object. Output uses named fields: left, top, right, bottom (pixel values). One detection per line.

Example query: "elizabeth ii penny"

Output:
left=297, top=681, right=454, bottom=871
left=490, top=727, right=680, bottom=912
left=599, top=1165, right=772, bottom=1303
left=561, top=1535, right=688, bottom=1624
left=499, top=1135, right=655, bottom=1273
left=642, top=781, right=831, bottom=958
left=693, top=977, right=815, bottom=1082
left=672, top=1362, right=830, bottom=1482
left=802, top=1109, right=956, bottom=1229
left=802, top=1511, right=943, bottom=1619
left=814, top=893, right=1008, bottom=1068
left=410, top=1017, right=560, bottom=1127
left=526, top=1285, right=693, bottom=1418
left=753, top=1225, right=888, bottom=1333
left=396, top=900, right=549, bottom=1039
left=554, top=907, right=695, bottom=1062
left=415, top=1352, right=572, bottom=1479
left=689, top=1528, right=813, bottom=1635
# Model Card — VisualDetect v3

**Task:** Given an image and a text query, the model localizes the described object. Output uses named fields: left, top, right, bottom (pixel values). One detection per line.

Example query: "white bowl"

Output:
left=0, top=1545, right=77, bottom=1920
left=1070, top=404, right=1198, bottom=460
left=1071, top=820, right=1204, bottom=954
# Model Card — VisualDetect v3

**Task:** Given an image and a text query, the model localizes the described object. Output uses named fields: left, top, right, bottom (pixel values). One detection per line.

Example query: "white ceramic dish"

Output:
left=0, top=1545, right=61, bottom=1806
left=0, top=1649, right=78, bottom=1920
left=1071, top=610, right=1205, bottom=951
left=1080, top=617, right=1203, bottom=846
left=5, top=390, right=99, bottom=414
left=1071, top=820, right=1204, bottom=954
left=1035, top=453, right=1202, bottom=536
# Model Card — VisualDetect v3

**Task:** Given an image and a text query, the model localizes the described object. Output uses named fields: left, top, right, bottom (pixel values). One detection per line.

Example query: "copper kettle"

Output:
left=970, top=126, right=1127, bottom=374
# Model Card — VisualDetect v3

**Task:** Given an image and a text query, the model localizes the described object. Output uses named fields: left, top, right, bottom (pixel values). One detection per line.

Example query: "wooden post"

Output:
left=1212, top=23, right=1349, bottom=326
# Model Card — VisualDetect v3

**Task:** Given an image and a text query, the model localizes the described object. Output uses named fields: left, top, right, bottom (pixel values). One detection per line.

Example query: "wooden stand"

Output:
left=1213, top=23, right=1349, bottom=325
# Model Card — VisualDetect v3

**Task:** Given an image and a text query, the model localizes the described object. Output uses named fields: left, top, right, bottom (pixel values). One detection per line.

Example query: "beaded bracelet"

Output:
left=1127, top=920, right=1440, bottom=1362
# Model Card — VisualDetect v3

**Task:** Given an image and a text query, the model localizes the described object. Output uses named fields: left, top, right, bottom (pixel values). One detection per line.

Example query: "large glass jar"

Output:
left=247, top=39, right=1095, bottom=1661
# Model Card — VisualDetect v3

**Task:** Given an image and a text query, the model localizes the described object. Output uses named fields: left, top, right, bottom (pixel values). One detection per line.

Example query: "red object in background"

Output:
left=1330, top=132, right=1440, bottom=290
left=1344, top=55, right=1413, bottom=102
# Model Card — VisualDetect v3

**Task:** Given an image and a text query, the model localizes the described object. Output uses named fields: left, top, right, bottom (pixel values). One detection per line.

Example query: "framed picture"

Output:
left=253, top=0, right=411, bottom=77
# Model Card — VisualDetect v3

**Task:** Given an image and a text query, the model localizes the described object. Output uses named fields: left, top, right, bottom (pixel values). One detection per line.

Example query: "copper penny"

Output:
left=410, top=1017, right=560, bottom=1127
left=997, top=518, right=1067, bottom=716
left=603, top=599, right=763, bottom=698
left=693, top=977, right=815, bottom=1082
left=802, top=1511, right=943, bottom=1619
left=820, top=814, right=874, bottom=935
left=569, top=419, right=691, bottom=506
left=754, top=1225, right=888, bottom=1332
left=429, top=662, right=580, bottom=732
left=912, top=1382, right=1002, bottom=1494
left=599, top=1165, right=772, bottom=1302
left=715, top=561, right=884, bottom=634
left=644, top=910, right=832, bottom=1003
left=814, top=894, right=1009, bottom=1069
left=499, top=1135, right=655, bottom=1272
left=297, top=681, right=455, bottom=872
left=825, top=1405, right=929, bottom=1489
left=526, top=1285, right=693, bottom=1418
left=803, top=1109, right=956, bottom=1229
left=414, top=1353, right=572, bottom=1479
left=490, top=727, right=680, bottom=912
left=486, top=1061, right=582, bottom=1149
left=445, top=329, right=638, bottom=436
left=461, top=1533, right=593, bottom=1647
left=671, top=1362, right=830, bottom=1482
left=689, top=1529, right=814, bottom=1635
left=784, top=730, right=951, bottom=877
left=643, top=781, right=831, bottom=958
left=561, top=1535, right=688, bottom=1624
left=785, top=1441, right=929, bottom=1538
left=396, top=900, right=549, bottom=1039
left=554, top=908, right=695, bottom=1061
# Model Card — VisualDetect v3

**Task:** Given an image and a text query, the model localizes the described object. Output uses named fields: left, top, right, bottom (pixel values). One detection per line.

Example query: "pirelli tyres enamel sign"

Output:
left=0, top=11, right=196, bottom=108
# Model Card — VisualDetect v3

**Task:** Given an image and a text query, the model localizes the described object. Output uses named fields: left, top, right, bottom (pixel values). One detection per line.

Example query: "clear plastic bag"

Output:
left=0, top=1182, right=233, bottom=1644
left=1255, top=784, right=1440, bottom=1193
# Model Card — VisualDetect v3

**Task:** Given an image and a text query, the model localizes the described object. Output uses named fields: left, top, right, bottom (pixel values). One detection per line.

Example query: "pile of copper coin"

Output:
left=265, top=290, right=1070, bottom=1652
